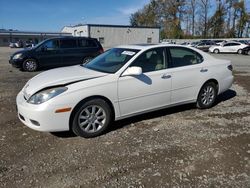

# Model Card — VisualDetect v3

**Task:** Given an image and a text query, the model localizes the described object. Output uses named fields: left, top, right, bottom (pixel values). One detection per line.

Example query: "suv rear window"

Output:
left=60, top=39, right=77, bottom=48
left=79, top=39, right=97, bottom=48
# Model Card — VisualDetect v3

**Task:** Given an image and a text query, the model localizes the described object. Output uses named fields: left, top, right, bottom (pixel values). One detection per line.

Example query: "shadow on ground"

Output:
left=51, top=89, right=236, bottom=138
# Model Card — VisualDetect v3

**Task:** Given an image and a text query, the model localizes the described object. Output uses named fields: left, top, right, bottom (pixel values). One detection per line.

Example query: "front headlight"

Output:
left=27, top=87, right=68, bottom=104
left=13, top=53, right=23, bottom=60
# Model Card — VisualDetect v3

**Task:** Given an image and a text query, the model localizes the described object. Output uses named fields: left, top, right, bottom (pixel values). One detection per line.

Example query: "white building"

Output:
left=62, top=24, right=160, bottom=49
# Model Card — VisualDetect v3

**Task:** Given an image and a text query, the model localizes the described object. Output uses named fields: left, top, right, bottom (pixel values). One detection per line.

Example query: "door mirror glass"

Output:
left=122, top=66, right=142, bottom=76
left=41, top=46, right=47, bottom=52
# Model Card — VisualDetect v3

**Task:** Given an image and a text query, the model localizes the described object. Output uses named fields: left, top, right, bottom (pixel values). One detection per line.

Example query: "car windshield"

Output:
left=83, top=48, right=139, bottom=73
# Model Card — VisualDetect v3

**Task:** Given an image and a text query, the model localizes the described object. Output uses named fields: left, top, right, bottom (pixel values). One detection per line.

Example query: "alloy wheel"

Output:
left=201, top=85, right=215, bottom=106
left=78, top=105, right=106, bottom=133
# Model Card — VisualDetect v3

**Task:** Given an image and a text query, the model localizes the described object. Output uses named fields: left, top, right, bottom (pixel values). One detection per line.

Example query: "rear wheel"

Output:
left=237, top=49, right=242, bottom=54
left=22, top=59, right=38, bottom=72
left=213, top=49, right=219, bottom=54
left=197, top=82, right=218, bottom=109
left=72, top=99, right=112, bottom=138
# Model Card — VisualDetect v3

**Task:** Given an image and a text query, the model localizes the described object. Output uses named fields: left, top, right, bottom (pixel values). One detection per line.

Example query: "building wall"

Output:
left=89, top=26, right=160, bottom=49
left=62, top=25, right=160, bottom=49
left=62, top=26, right=88, bottom=37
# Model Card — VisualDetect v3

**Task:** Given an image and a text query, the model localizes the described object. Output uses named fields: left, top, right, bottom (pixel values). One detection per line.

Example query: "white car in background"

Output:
left=209, top=41, right=248, bottom=54
left=16, top=44, right=234, bottom=138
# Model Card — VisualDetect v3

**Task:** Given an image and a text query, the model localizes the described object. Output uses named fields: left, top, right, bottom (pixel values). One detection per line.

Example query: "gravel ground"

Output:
left=0, top=47, right=249, bottom=188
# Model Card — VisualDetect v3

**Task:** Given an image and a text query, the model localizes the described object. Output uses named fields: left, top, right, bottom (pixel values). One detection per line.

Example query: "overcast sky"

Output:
left=0, top=0, right=150, bottom=32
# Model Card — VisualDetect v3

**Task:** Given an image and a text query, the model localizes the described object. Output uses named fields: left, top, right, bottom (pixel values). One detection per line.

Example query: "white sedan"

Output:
left=16, top=44, right=234, bottom=138
left=209, top=41, right=248, bottom=54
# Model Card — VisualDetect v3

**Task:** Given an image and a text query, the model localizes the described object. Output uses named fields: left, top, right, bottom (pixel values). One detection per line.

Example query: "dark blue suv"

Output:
left=9, top=37, right=104, bottom=71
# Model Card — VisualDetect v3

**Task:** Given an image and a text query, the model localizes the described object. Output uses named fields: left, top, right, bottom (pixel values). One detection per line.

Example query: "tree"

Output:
left=199, top=0, right=210, bottom=38
left=209, top=0, right=226, bottom=38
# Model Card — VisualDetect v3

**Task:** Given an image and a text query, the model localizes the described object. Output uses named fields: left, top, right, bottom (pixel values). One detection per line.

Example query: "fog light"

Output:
left=30, top=119, right=40, bottom=126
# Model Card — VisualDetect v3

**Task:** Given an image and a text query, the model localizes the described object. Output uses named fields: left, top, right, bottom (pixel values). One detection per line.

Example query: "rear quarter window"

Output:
left=79, top=39, right=97, bottom=48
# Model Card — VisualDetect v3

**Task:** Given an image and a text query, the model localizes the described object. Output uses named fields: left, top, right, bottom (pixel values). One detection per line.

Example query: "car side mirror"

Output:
left=122, top=66, right=142, bottom=77
left=41, top=46, right=47, bottom=52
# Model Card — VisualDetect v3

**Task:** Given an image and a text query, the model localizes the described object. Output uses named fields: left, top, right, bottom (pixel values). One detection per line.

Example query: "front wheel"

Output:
left=197, top=82, right=218, bottom=109
left=237, top=49, right=242, bottom=54
left=213, top=49, right=219, bottom=54
left=22, top=59, right=38, bottom=72
left=247, top=50, right=250, bottom=55
left=72, top=99, right=112, bottom=138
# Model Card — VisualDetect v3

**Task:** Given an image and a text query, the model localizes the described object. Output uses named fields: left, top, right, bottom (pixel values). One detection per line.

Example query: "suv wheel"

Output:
left=72, top=99, right=112, bottom=138
left=22, top=59, right=38, bottom=72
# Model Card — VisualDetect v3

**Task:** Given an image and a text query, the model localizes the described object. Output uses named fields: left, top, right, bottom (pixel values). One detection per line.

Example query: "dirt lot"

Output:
left=0, top=47, right=249, bottom=188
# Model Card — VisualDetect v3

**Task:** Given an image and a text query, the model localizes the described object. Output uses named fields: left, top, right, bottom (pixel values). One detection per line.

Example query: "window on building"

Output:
left=147, top=37, right=152, bottom=44
left=99, top=37, right=104, bottom=44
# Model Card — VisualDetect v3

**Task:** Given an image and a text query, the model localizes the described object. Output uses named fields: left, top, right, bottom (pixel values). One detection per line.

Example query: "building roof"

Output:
left=0, top=30, right=71, bottom=36
left=63, top=24, right=160, bottom=29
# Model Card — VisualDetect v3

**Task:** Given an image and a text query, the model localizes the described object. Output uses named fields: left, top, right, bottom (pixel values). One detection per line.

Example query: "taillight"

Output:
left=227, top=65, right=233, bottom=71
left=99, top=48, right=104, bottom=54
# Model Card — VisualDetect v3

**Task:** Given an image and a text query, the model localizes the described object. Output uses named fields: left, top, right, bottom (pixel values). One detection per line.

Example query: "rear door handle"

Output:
left=161, top=74, right=171, bottom=79
left=200, top=68, right=208, bottom=73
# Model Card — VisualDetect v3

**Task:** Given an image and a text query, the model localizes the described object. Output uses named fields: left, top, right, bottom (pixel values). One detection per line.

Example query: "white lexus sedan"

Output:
left=16, top=44, right=234, bottom=138
left=209, top=41, right=248, bottom=54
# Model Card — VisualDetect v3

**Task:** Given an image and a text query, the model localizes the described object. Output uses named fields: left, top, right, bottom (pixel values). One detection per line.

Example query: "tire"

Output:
left=247, top=50, right=250, bottom=55
left=22, top=59, right=38, bottom=72
left=82, top=57, right=93, bottom=64
left=213, top=49, right=219, bottom=54
left=71, top=98, right=112, bottom=138
left=196, top=82, right=218, bottom=109
left=237, top=49, right=242, bottom=54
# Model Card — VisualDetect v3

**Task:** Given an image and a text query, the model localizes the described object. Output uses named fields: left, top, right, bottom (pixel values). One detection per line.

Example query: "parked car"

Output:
left=9, top=37, right=104, bottom=71
left=25, top=40, right=35, bottom=48
left=16, top=44, right=234, bottom=138
left=209, top=41, right=248, bottom=54
left=195, top=41, right=217, bottom=52
left=9, top=40, right=23, bottom=48
left=242, top=46, right=250, bottom=55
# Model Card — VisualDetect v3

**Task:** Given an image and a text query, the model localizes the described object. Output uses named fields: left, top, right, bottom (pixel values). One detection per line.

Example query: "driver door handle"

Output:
left=161, top=74, right=171, bottom=79
left=200, top=68, right=208, bottom=73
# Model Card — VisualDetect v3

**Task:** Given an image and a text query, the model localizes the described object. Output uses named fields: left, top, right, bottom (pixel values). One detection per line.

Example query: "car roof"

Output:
left=117, top=44, right=191, bottom=50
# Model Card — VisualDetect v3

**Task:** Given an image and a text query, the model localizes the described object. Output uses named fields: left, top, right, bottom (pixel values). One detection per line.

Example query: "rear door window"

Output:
left=60, top=39, right=77, bottom=48
left=168, top=47, right=203, bottom=68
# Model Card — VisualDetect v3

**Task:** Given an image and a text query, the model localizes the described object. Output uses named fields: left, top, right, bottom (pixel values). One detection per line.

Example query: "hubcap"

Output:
left=25, top=60, right=36, bottom=71
left=78, top=105, right=106, bottom=133
left=201, top=86, right=215, bottom=105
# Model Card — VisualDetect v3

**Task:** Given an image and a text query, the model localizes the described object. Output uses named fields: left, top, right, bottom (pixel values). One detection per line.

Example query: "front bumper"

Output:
left=16, top=91, right=71, bottom=132
left=9, top=58, right=23, bottom=68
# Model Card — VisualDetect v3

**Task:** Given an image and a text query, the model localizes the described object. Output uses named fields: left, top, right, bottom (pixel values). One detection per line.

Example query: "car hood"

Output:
left=12, top=48, right=32, bottom=56
left=23, top=65, right=108, bottom=97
